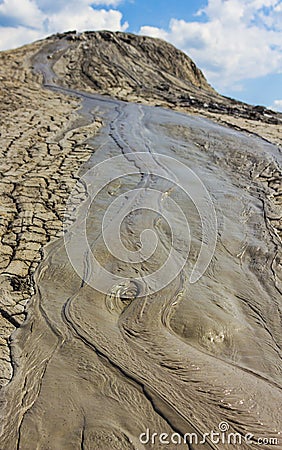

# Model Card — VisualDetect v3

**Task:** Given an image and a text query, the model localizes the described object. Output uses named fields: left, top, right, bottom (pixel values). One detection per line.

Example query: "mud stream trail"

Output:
left=0, top=40, right=281, bottom=449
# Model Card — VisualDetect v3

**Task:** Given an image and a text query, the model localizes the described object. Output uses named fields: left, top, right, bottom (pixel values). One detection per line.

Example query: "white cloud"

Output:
left=0, top=0, right=128, bottom=50
left=140, top=0, right=282, bottom=92
left=90, top=0, right=124, bottom=4
left=139, top=26, right=168, bottom=41
left=0, top=25, right=45, bottom=50
left=48, top=7, right=128, bottom=35
left=0, top=0, right=44, bottom=27
left=268, top=99, right=282, bottom=111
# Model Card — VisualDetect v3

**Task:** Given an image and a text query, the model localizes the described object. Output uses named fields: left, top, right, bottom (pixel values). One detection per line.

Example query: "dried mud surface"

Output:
left=0, top=32, right=281, bottom=449
left=0, top=39, right=101, bottom=384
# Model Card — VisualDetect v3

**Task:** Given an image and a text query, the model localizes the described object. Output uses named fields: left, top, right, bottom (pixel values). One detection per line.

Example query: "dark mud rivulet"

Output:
left=0, top=38, right=281, bottom=450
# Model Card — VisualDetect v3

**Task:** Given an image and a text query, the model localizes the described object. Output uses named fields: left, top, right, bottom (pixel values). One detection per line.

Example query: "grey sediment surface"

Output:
left=0, top=31, right=281, bottom=449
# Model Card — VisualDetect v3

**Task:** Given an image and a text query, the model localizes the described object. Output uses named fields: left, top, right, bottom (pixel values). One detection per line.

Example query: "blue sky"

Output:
left=0, top=0, right=281, bottom=111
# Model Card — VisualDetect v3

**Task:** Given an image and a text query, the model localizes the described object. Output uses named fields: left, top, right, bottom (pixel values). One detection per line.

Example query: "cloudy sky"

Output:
left=0, top=0, right=281, bottom=110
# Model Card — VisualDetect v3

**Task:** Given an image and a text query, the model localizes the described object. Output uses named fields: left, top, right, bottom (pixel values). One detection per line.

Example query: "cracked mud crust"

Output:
left=0, top=30, right=281, bottom=422
left=0, top=31, right=281, bottom=450
left=0, top=30, right=281, bottom=387
left=0, top=41, right=101, bottom=385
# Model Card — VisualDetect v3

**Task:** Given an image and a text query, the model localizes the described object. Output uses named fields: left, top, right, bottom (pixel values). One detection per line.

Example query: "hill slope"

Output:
left=42, top=30, right=282, bottom=127
left=0, top=30, right=281, bottom=450
left=0, top=29, right=281, bottom=389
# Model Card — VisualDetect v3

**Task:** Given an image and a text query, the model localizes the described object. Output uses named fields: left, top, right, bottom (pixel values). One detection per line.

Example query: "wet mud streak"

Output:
left=0, top=38, right=281, bottom=450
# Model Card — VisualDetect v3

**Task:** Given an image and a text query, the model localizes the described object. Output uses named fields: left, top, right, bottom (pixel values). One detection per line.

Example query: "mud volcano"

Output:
left=0, top=31, right=281, bottom=449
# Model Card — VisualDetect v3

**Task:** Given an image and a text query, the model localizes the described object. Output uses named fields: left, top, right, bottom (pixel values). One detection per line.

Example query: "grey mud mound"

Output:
left=0, top=31, right=281, bottom=449
left=52, top=31, right=282, bottom=125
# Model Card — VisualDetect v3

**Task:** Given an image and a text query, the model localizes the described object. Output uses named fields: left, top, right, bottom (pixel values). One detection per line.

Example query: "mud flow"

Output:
left=1, top=39, right=281, bottom=450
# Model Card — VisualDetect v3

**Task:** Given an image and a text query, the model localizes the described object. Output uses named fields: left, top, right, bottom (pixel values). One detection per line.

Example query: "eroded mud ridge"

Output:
left=0, top=34, right=282, bottom=449
left=52, top=31, right=282, bottom=124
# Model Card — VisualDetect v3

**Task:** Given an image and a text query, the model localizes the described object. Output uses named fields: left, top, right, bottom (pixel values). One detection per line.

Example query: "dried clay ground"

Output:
left=0, top=31, right=281, bottom=450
